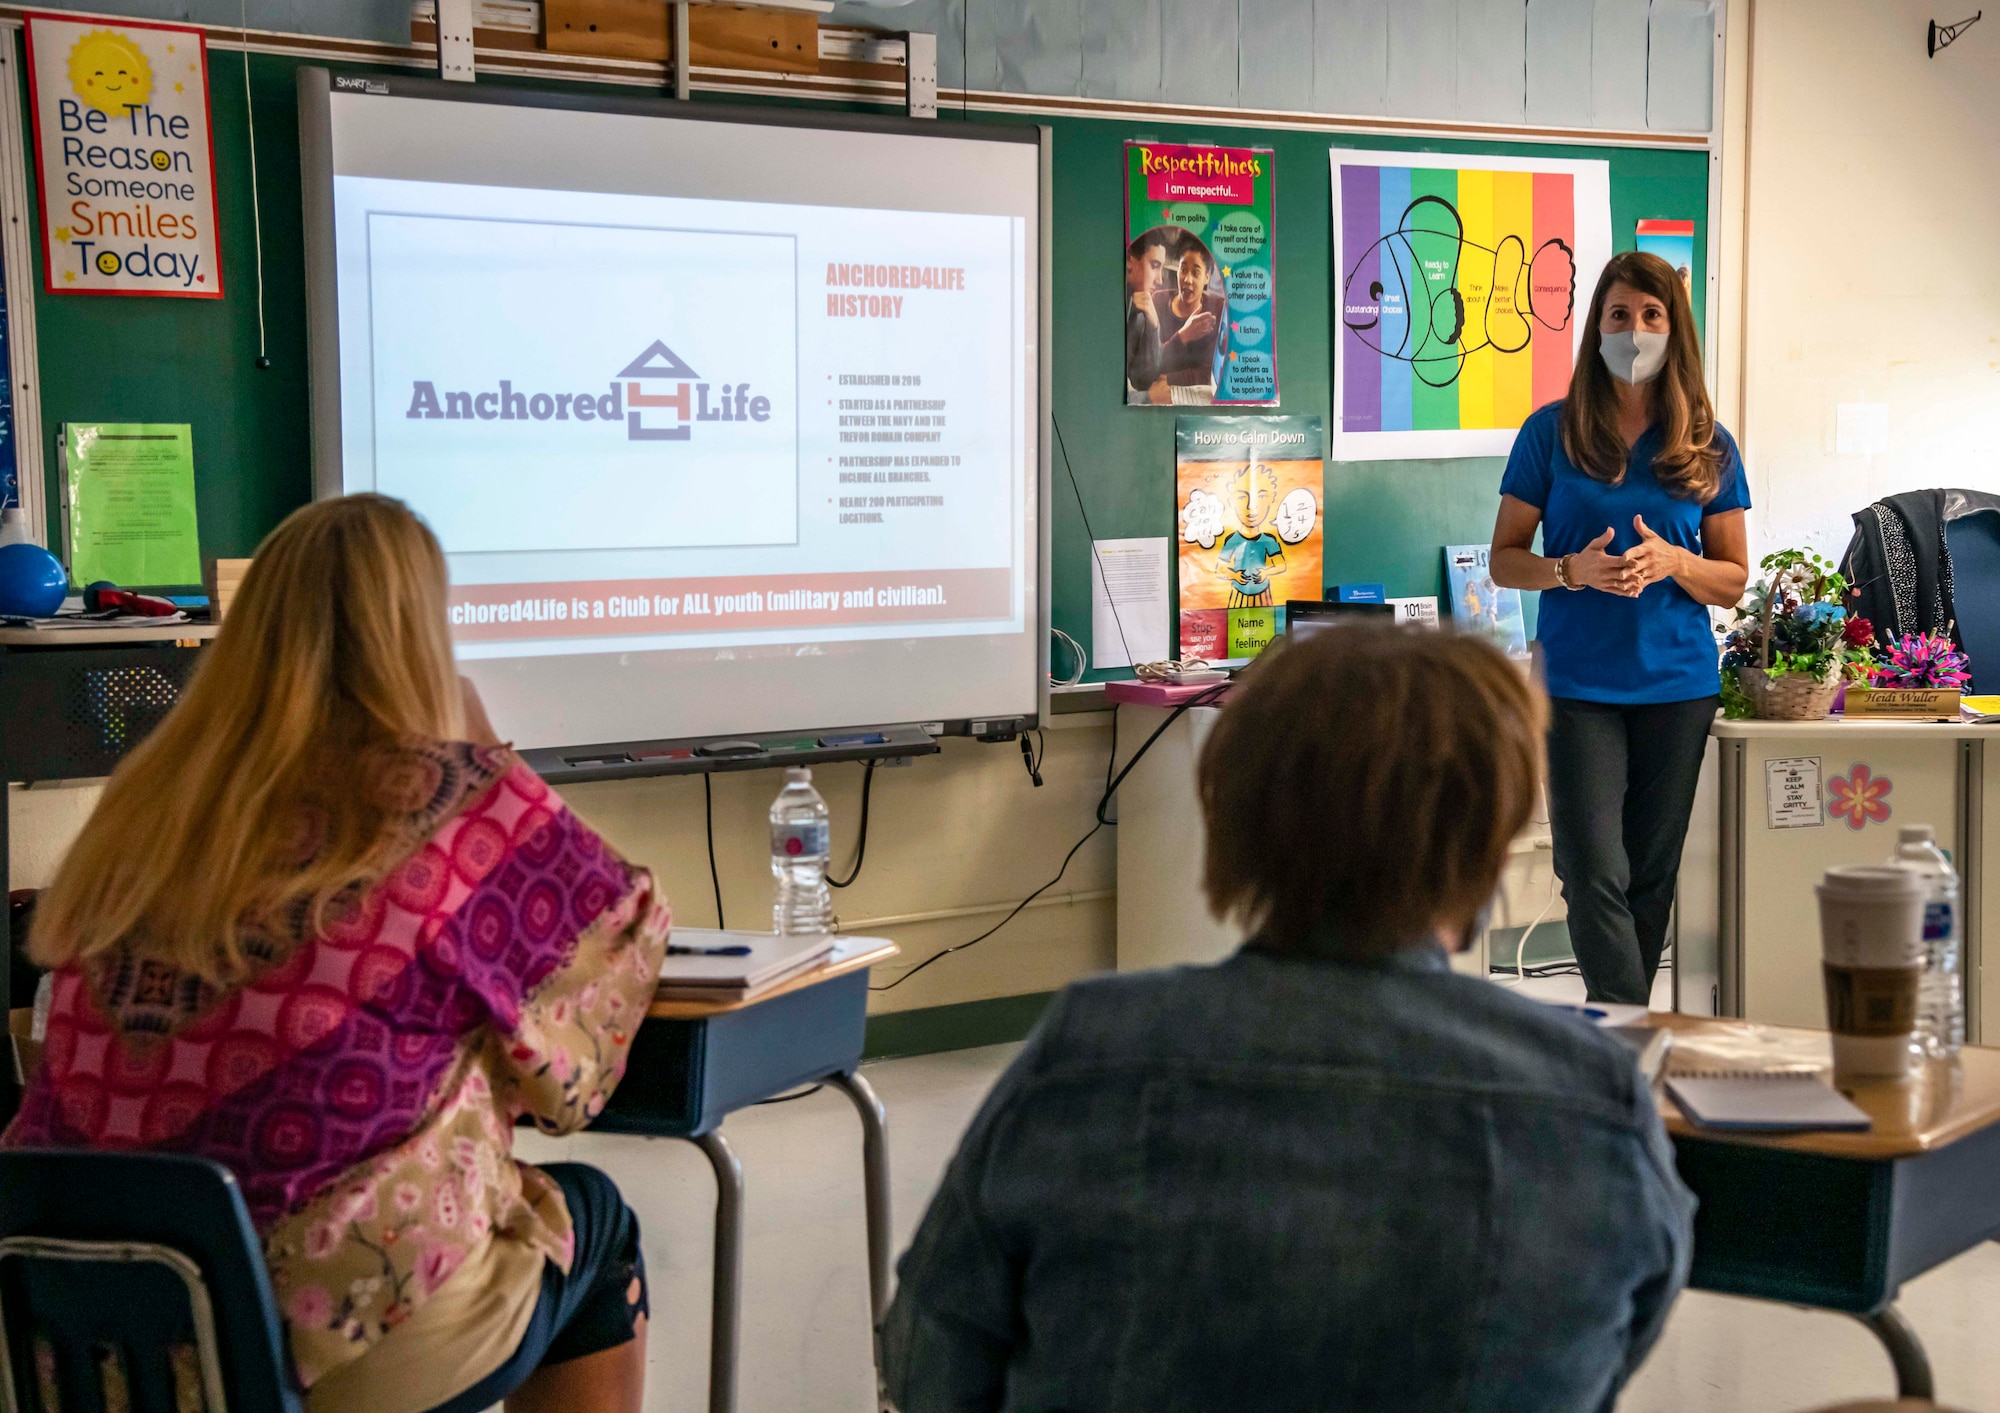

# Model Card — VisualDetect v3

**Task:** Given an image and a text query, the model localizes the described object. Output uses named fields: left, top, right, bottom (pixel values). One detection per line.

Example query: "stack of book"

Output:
left=656, top=928, right=840, bottom=1003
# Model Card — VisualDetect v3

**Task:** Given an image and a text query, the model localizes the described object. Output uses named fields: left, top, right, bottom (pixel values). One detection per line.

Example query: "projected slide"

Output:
left=334, top=176, right=1028, bottom=658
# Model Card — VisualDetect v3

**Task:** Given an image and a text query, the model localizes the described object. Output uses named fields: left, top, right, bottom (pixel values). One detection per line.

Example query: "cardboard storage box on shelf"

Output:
left=204, top=557, right=251, bottom=621
left=411, top=0, right=820, bottom=73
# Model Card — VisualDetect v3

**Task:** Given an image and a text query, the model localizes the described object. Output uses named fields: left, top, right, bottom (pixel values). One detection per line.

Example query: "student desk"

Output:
left=591, top=939, right=900, bottom=1413
left=1647, top=1013, right=2000, bottom=1398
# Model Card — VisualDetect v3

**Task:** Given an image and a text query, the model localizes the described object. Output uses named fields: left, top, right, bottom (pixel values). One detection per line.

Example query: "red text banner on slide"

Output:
left=447, top=567, right=1012, bottom=642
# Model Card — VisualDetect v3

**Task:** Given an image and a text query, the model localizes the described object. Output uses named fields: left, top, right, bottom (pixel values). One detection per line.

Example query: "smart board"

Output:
left=300, top=71, right=1046, bottom=755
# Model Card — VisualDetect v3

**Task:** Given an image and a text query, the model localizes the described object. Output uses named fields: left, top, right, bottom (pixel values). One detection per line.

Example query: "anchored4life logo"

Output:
left=403, top=340, right=773, bottom=442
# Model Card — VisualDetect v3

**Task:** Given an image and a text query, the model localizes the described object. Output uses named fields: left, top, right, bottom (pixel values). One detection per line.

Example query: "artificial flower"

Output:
left=1874, top=631, right=1971, bottom=690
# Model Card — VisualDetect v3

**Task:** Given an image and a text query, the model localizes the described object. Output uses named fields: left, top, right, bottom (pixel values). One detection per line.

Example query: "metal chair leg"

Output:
left=692, top=1129, right=743, bottom=1413
left=1855, top=1304, right=1934, bottom=1400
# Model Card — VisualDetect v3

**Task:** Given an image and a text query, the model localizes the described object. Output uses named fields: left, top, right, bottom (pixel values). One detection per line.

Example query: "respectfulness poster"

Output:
left=1330, top=151, right=1610, bottom=461
left=1125, top=141, right=1278, bottom=408
left=25, top=14, right=222, bottom=298
left=1176, top=415, right=1322, bottom=662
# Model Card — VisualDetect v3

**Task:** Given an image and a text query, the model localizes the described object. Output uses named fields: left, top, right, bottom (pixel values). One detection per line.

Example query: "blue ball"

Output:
left=0, top=542, right=69, bottom=617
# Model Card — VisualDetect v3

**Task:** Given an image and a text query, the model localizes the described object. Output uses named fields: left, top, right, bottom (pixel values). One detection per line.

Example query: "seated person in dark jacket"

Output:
left=882, top=624, right=1695, bottom=1413
left=1151, top=242, right=1226, bottom=390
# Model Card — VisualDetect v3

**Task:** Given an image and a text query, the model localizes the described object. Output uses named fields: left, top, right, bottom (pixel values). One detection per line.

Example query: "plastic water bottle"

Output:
left=1890, top=824, right=1962, bottom=1058
left=770, top=767, right=833, bottom=935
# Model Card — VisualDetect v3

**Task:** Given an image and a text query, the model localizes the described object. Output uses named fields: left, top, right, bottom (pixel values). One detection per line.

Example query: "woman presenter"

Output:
left=1488, top=251, right=1750, bottom=1005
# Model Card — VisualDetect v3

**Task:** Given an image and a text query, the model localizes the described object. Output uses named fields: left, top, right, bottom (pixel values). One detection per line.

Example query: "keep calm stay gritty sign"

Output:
left=25, top=14, right=222, bottom=298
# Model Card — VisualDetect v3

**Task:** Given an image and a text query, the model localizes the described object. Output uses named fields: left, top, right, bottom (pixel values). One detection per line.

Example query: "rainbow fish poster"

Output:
left=1330, top=151, right=1610, bottom=461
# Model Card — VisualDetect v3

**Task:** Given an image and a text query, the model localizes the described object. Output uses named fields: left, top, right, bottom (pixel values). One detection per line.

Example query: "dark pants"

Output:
left=1546, top=695, right=1718, bottom=1004
left=426, top=1162, right=650, bottom=1413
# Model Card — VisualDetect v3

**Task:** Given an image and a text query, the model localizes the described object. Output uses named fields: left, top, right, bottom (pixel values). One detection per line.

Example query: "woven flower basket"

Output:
left=1737, top=666, right=1841, bottom=720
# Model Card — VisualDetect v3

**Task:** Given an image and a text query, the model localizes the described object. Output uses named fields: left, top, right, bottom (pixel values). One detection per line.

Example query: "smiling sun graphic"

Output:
left=67, top=30, right=152, bottom=117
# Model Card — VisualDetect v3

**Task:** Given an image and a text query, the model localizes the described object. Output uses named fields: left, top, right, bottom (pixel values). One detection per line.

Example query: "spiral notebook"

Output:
left=1664, top=1073, right=1872, bottom=1133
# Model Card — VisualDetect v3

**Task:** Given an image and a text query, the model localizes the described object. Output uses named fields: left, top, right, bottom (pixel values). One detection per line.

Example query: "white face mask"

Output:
left=1599, top=330, right=1668, bottom=384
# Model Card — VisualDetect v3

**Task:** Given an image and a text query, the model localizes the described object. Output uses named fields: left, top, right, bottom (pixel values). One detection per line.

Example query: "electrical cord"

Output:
left=827, top=761, right=874, bottom=888
left=704, top=773, right=725, bottom=929
left=1053, top=414, right=1137, bottom=674
left=872, top=683, right=1227, bottom=992
left=1133, top=660, right=1220, bottom=682
left=1511, top=859, right=1561, bottom=983
left=1497, top=961, right=1584, bottom=981
left=871, top=814, right=1106, bottom=993
left=1091, top=684, right=1227, bottom=827
left=240, top=0, right=270, bottom=369
left=1503, top=786, right=1559, bottom=983
left=1049, top=627, right=1087, bottom=687
left=1019, top=729, right=1045, bottom=787
left=1101, top=704, right=1120, bottom=823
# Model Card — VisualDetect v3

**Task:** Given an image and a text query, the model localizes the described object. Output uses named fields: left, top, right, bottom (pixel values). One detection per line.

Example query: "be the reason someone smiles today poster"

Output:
left=25, top=13, right=222, bottom=298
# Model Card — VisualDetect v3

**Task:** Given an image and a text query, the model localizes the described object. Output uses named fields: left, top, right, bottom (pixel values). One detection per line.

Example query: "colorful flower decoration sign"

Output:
left=1874, top=631, right=1971, bottom=690
left=1827, top=763, right=1892, bottom=830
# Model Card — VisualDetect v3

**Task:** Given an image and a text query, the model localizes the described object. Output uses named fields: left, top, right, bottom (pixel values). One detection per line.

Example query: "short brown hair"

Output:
left=1198, top=625, right=1545, bottom=960
left=1561, top=249, right=1721, bottom=502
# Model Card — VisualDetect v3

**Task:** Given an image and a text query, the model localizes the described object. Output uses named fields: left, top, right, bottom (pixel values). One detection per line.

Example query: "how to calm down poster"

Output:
left=1176, top=415, right=1322, bottom=662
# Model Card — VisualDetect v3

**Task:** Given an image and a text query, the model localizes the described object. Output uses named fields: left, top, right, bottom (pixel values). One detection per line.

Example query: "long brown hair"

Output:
left=1198, top=624, right=1544, bottom=959
left=1560, top=250, right=1721, bottom=502
left=31, top=494, right=466, bottom=983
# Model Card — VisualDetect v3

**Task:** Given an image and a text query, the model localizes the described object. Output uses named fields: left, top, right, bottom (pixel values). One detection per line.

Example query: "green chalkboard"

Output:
left=1036, top=118, right=1709, bottom=680
left=15, top=38, right=1707, bottom=675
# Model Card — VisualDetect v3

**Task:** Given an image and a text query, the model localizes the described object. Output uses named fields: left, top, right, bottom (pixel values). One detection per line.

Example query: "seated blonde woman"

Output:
left=2, top=495, right=670, bottom=1413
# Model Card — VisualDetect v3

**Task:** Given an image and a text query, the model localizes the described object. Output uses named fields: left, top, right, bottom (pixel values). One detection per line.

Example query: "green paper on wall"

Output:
left=63, top=423, right=201, bottom=588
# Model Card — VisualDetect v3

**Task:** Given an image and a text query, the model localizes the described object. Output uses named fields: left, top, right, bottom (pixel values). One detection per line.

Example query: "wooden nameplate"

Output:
left=1843, top=688, right=1962, bottom=720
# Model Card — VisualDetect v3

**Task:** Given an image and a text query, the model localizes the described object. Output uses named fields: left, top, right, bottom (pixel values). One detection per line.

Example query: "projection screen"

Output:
left=300, top=69, right=1048, bottom=757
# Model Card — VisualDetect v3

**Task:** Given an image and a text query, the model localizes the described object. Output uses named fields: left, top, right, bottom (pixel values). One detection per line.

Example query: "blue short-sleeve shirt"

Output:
left=1499, top=402, right=1750, bottom=704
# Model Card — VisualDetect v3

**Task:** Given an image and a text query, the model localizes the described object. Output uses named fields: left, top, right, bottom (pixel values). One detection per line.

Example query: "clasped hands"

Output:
left=1565, top=516, right=1686, bottom=597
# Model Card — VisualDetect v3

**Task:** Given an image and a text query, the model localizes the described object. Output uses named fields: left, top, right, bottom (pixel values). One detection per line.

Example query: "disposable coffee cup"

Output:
left=1817, top=865, right=1928, bottom=1080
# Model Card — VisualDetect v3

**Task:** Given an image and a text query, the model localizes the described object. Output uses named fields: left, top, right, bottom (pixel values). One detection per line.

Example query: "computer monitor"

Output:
left=1283, top=599, right=1394, bottom=641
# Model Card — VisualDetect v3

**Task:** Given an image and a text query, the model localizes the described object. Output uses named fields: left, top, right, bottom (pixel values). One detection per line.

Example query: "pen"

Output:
left=668, top=944, right=753, bottom=957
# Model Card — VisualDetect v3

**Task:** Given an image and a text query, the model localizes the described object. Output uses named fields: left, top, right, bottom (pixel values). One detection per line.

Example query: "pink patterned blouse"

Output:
left=2, top=739, right=672, bottom=1390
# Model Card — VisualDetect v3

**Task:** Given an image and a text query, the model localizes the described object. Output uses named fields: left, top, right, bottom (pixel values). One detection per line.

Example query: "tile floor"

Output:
left=520, top=1016, right=2000, bottom=1412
